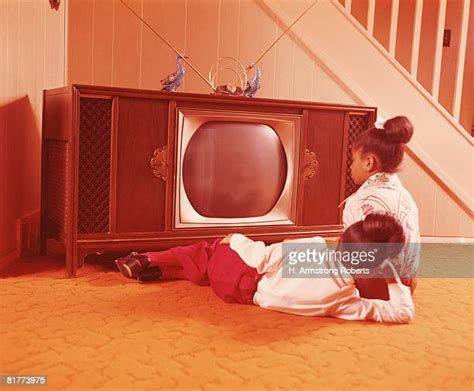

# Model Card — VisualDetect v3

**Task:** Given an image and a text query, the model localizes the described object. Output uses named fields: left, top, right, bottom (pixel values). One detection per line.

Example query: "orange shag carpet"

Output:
left=1, top=254, right=473, bottom=391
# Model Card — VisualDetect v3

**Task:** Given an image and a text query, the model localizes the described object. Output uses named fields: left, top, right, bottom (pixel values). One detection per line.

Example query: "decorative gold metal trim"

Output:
left=150, top=146, right=167, bottom=180
left=304, top=148, right=319, bottom=180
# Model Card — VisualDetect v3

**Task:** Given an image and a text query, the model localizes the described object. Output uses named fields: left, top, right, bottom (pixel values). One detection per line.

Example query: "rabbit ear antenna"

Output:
left=247, top=1, right=319, bottom=71
left=120, top=0, right=216, bottom=91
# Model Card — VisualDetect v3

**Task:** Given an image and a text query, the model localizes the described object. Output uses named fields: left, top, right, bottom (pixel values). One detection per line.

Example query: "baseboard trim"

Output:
left=0, top=250, right=18, bottom=272
left=421, top=236, right=473, bottom=244
left=16, top=209, right=40, bottom=258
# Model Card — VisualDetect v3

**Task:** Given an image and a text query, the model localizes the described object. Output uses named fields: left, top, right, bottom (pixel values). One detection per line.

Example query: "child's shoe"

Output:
left=137, top=266, right=163, bottom=282
left=115, top=252, right=151, bottom=279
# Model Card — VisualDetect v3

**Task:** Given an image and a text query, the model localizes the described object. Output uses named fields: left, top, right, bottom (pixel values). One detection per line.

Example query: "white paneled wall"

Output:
left=0, top=0, right=66, bottom=258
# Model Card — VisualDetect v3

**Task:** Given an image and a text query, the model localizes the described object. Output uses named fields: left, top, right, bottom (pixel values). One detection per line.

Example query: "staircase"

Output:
left=259, top=0, right=473, bottom=215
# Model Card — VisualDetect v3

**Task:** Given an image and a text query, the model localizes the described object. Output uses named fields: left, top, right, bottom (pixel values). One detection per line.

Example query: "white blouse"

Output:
left=342, top=172, right=420, bottom=278
left=230, top=234, right=415, bottom=324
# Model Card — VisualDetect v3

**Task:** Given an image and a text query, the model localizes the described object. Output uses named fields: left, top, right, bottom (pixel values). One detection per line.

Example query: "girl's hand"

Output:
left=401, top=278, right=417, bottom=294
left=380, top=260, right=399, bottom=285
left=385, top=275, right=417, bottom=295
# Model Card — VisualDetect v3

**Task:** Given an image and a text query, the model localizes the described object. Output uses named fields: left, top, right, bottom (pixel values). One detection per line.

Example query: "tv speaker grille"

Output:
left=46, top=139, right=69, bottom=241
left=78, top=98, right=112, bottom=234
left=344, top=114, right=370, bottom=198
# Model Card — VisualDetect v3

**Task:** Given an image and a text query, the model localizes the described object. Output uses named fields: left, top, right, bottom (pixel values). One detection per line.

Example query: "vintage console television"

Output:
left=41, top=85, right=376, bottom=277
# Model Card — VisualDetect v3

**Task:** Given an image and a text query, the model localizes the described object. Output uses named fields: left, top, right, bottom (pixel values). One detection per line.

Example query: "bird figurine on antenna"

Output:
left=161, top=54, right=187, bottom=92
left=243, top=64, right=261, bottom=97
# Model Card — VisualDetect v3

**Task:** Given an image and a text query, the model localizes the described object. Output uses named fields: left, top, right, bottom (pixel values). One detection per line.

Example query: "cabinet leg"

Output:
left=65, top=248, right=108, bottom=278
left=64, top=241, right=78, bottom=278
left=78, top=249, right=107, bottom=268
left=39, top=235, right=47, bottom=256
left=39, top=221, right=47, bottom=256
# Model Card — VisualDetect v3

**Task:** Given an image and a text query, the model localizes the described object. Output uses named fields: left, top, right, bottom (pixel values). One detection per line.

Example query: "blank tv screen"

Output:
left=182, top=121, right=288, bottom=218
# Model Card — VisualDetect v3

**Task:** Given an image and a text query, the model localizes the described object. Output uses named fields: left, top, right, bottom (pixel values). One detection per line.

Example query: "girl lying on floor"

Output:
left=115, top=213, right=415, bottom=324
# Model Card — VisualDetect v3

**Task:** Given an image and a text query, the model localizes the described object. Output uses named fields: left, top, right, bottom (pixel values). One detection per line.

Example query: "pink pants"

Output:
left=144, top=240, right=262, bottom=305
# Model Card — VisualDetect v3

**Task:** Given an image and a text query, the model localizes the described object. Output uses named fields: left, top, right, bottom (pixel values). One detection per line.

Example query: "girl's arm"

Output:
left=331, top=260, right=415, bottom=323
left=331, top=282, right=415, bottom=323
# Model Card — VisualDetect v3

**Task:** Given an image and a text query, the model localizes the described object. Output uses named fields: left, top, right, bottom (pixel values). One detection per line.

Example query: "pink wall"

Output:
left=0, top=0, right=66, bottom=258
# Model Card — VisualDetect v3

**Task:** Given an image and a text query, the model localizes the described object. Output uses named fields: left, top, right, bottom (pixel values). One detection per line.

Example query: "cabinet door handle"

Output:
left=304, top=148, right=318, bottom=180
left=150, top=146, right=167, bottom=181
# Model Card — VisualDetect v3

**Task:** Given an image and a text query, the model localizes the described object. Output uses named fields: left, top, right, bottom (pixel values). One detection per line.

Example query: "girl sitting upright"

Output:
left=342, top=115, right=420, bottom=291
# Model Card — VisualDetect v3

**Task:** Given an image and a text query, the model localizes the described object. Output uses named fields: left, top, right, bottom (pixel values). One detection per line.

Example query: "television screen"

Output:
left=183, top=121, right=287, bottom=218
left=175, top=108, right=302, bottom=228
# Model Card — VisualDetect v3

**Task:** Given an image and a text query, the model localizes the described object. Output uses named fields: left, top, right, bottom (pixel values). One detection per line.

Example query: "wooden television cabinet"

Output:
left=41, top=85, right=376, bottom=277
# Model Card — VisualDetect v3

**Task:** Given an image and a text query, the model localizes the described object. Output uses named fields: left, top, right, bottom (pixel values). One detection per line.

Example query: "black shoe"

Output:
left=115, top=252, right=151, bottom=279
left=138, top=266, right=163, bottom=282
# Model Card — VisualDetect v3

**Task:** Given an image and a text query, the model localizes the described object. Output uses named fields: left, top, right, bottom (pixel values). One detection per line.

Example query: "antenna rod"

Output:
left=248, top=0, right=319, bottom=70
left=120, top=0, right=216, bottom=91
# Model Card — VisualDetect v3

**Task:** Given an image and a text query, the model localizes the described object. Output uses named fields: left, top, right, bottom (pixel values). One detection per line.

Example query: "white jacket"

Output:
left=342, top=172, right=420, bottom=278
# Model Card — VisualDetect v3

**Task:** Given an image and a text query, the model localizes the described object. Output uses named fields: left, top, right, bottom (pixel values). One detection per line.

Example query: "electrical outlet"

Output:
left=443, top=30, right=451, bottom=47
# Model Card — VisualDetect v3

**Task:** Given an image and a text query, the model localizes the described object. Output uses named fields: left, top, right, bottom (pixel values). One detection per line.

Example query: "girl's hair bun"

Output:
left=383, top=116, right=414, bottom=144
